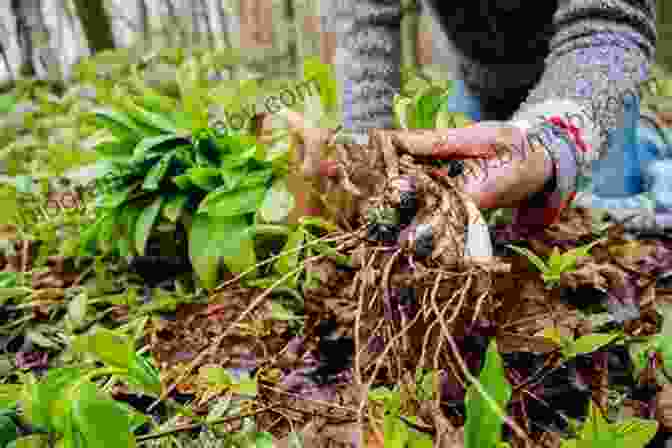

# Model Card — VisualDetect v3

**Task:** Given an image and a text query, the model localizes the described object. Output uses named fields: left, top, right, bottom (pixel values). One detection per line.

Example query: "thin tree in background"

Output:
left=72, top=0, right=115, bottom=53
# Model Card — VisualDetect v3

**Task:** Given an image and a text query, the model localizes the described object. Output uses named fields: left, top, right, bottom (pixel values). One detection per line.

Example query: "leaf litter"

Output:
left=4, top=107, right=672, bottom=448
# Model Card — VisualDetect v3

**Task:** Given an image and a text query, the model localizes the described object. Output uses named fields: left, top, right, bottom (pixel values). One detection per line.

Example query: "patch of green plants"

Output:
left=506, top=238, right=606, bottom=289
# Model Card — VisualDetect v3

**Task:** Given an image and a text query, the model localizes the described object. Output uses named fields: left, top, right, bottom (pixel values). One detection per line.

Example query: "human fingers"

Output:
left=430, top=123, right=526, bottom=160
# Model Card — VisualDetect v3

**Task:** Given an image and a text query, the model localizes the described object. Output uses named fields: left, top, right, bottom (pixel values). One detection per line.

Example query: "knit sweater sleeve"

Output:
left=506, top=0, right=656, bottom=229
left=320, top=0, right=403, bottom=139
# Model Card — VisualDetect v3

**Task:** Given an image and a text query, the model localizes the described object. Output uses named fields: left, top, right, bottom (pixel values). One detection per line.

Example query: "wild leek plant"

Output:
left=506, top=238, right=606, bottom=289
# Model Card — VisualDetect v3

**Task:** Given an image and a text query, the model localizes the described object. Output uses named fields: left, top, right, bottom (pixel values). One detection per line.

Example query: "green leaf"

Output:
left=186, top=167, right=222, bottom=191
left=274, top=229, right=304, bottom=276
left=559, top=238, right=606, bottom=273
left=411, top=87, right=446, bottom=129
left=393, top=94, right=413, bottom=129
left=464, top=339, right=512, bottom=448
left=0, top=287, right=31, bottom=306
left=189, top=214, right=257, bottom=289
left=15, top=175, right=35, bottom=194
left=547, top=247, right=564, bottom=273
left=566, top=333, right=620, bottom=359
left=0, top=384, right=22, bottom=409
left=383, top=414, right=409, bottom=448
left=122, top=98, right=177, bottom=134
left=198, top=186, right=267, bottom=217
left=163, top=193, right=189, bottom=222
left=21, top=368, right=81, bottom=432
left=579, top=400, right=612, bottom=442
left=235, top=371, right=257, bottom=397
left=254, top=432, right=274, bottom=448
left=92, top=109, right=141, bottom=141
left=67, top=290, right=88, bottom=330
left=126, top=354, right=161, bottom=396
left=0, top=413, right=18, bottom=447
left=92, top=138, right=136, bottom=162
left=608, top=417, right=658, bottom=448
left=506, top=245, right=549, bottom=274
left=71, top=382, right=136, bottom=448
left=135, top=196, right=164, bottom=255
left=258, top=179, right=294, bottom=223
left=131, top=134, right=183, bottom=160
left=142, top=151, right=175, bottom=190
left=303, top=56, right=337, bottom=111
left=72, top=328, right=133, bottom=370
left=8, top=434, right=50, bottom=448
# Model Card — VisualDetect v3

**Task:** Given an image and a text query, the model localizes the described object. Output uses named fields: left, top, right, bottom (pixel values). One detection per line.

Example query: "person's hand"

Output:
left=387, top=122, right=556, bottom=210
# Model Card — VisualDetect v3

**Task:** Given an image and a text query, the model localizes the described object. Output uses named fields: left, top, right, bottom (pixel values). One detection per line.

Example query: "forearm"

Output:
left=321, top=0, right=402, bottom=139
left=512, top=0, right=656, bottom=184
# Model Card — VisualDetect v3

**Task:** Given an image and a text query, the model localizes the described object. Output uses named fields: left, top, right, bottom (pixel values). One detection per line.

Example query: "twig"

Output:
left=150, top=252, right=330, bottom=412
left=136, top=405, right=276, bottom=442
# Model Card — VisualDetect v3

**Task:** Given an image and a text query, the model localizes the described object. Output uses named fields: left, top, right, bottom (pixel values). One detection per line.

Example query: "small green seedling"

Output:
left=506, top=238, right=606, bottom=289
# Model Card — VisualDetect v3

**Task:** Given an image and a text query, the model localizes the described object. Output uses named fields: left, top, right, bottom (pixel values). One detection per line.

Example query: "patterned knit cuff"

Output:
left=508, top=119, right=580, bottom=230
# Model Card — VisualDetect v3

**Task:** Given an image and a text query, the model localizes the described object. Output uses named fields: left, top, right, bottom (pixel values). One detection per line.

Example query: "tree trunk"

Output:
left=72, top=0, right=115, bottom=53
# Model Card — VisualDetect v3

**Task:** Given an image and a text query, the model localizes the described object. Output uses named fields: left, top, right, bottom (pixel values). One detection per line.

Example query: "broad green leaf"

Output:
left=67, top=290, right=88, bottom=329
left=412, top=87, right=446, bottom=129
left=219, top=144, right=258, bottom=169
left=0, top=413, right=18, bottom=447
left=93, top=137, right=136, bottom=160
left=0, top=384, right=22, bottom=409
left=92, top=109, right=141, bottom=141
left=21, top=368, right=81, bottom=431
left=464, top=339, right=512, bottom=448
left=287, top=431, right=303, bottom=448
left=189, top=214, right=257, bottom=289
left=163, top=193, right=189, bottom=222
left=118, top=204, right=144, bottom=257
left=609, top=417, right=658, bottom=447
left=506, top=245, right=549, bottom=274
left=122, top=98, right=177, bottom=134
left=186, top=167, right=222, bottom=191
left=99, top=181, right=141, bottom=208
left=237, top=168, right=273, bottom=189
left=132, top=134, right=183, bottom=160
left=0, top=287, right=31, bottom=306
left=405, top=416, right=434, bottom=448
left=14, top=175, right=35, bottom=194
left=274, top=229, right=304, bottom=276
left=199, top=366, right=233, bottom=386
left=71, top=382, right=136, bottom=448
left=176, top=57, right=208, bottom=130
left=303, top=56, right=337, bottom=111
left=72, top=328, right=133, bottom=370
left=135, top=196, right=164, bottom=255
left=142, top=152, right=175, bottom=190
left=258, top=179, right=294, bottom=223
left=559, top=238, right=606, bottom=273
left=547, top=247, right=564, bottom=273
left=254, top=432, right=274, bottom=448
left=235, top=371, right=257, bottom=397
left=0, top=93, right=17, bottom=114
left=393, top=94, right=413, bottom=129
left=198, top=186, right=267, bottom=217
left=579, top=400, right=612, bottom=442
left=7, top=434, right=50, bottom=448
left=127, top=354, right=161, bottom=396
left=566, top=333, right=620, bottom=359
left=383, top=414, right=409, bottom=448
